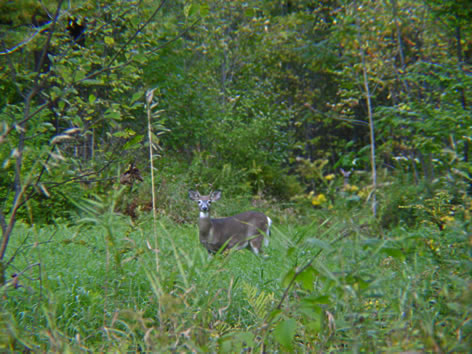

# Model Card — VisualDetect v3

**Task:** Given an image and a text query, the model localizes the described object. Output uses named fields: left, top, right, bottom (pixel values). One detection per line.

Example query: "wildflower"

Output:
left=344, top=184, right=359, bottom=193
left=364, top=299, right=382, bottom=310
left=325, top=174, right=335, bottom=181
left=312, top=193, right=327, bottom=206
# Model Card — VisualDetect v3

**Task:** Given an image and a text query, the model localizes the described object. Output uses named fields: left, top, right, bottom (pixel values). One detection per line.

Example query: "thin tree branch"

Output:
left=0, top=22, right=52, bottom=56
left=78, top=16, right=200, bottom=85
left=0, top=4, right=198, bottom=146
left=0, top=0, right=65, bottom=262
left=79, top=0, right=168, bottom=84
left=391, top=0, right=405, bottom=68
left=149, top=18, right=201, bottom=54
left=0, top=99, right=53, bottom=145
left=304, top=103, right=369, bottom=127
left=109, top=0, right=167, bottom=64
left=7, top=230, right=56, bottom=268
left=16, top=158, right=118, bottom=215
left=33, top=0, right=65, bottom=83
left=0, top=40, right=23, bottom=99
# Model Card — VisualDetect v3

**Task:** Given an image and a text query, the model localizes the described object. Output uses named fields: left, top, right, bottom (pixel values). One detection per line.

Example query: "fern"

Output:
left=242, top=282, right=275, bottom=321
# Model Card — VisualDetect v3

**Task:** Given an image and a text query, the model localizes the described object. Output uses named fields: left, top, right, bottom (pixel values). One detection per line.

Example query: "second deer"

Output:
left=188, top=190, right=271, bottom=255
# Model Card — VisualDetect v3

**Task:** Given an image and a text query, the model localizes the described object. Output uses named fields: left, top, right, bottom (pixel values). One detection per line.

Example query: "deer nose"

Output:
left=201, top=205, right=208, bottom=211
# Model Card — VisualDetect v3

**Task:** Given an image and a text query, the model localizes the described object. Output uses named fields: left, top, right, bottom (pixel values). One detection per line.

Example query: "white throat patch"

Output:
left=200, top=211, right=209, bottom=218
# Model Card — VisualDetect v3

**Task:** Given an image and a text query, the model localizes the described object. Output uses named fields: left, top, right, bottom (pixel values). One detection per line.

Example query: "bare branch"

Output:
left=6, top=230, right=57, bottom=268
left=0, top=100, right=52, bottom=144
left=0, top=22, right=52, bottom=56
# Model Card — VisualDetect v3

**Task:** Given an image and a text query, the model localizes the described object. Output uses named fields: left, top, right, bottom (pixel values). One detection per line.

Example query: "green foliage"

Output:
left=1, top=0, right=472, bottom=349
left=273, top=317, right=297, bottom=350
left=2, top=0, right=471, bottom=228
left=1, top=193, right=470, bottom=351
left=242, top=281, right=275, bottom=321
left=379, top=181, right=469, bottom=232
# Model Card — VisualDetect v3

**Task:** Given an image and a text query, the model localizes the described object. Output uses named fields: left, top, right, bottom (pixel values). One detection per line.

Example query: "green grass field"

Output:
left=1, top=203, right=471, bottom=352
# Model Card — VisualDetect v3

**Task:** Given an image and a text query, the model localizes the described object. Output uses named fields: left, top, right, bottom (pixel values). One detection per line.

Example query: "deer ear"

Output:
left=188, top=190, right=200, bottom=200
left=211, top=190, right=222, bottom=201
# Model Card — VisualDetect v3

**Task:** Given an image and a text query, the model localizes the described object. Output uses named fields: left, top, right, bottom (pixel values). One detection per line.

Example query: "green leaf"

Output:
left=113, top=131, right=128, bottom=138
left=274, top=318, right=297, bottom=349
left=286, top=246, right=296, bottom=258
left=282, top=268, right=295, bottom=288
left=199, top=3, right=209, bottom=17
left=245, top=8, right=256, bottom=17
left=114, top=128, right=136, bottom=138
left=150, top=131, right=161, bottom=146
left=302, top=295, right=331, bottom=305
left=298, top=266, right=317, bottom=291
left=81, top=79, right=104, bottom=86
left=266, top=308, right=282, bottom=322
left=88, top=94, right=96, bottom=104
left=104, top=109, right=121, bottom=121
left=122, top=134, right=144, bottom=150
left=130, top=91, right=143, bottom=104
left=104, top=36, right=115, bottom=46
left=184, top=4, right=194, bottom=18
left=381, top=247, right=405, bottom=261
left=236, top=331, right=254, bottom=347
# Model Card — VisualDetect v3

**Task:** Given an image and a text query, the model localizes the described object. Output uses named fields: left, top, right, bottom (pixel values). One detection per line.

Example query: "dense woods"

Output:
left=1, top=0, right=471, bottom=351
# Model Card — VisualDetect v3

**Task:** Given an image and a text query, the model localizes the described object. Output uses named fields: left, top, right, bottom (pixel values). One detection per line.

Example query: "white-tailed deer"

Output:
left=340, top=168, right=352, bottom=188
left=188, top=190, right=271, bottom=255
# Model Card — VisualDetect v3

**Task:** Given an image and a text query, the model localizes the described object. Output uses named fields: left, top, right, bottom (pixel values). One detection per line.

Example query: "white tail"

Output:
left=188, top=190, right=271, bottom=255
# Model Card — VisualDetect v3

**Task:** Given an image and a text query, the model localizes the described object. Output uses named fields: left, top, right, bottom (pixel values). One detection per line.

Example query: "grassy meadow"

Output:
left=1, top=193, right=471, bottom=352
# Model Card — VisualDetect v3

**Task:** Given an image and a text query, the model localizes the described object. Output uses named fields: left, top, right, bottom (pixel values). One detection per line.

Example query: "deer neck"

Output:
left=198, top=211, right=214, bottom=243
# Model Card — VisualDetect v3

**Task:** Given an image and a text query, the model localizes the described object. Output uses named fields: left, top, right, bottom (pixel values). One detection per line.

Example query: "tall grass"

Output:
left=1, top=199, right=470, bottom=351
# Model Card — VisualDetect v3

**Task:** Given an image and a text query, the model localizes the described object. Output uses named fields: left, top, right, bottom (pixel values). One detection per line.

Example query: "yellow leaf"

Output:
left=104, top=36, right=115, bottom=46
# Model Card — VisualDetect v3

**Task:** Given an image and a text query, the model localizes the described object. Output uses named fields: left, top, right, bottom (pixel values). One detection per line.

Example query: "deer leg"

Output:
left=249, top=234, right=264, bottom=255
left=249, top=242, right=260, bottom=255
left=265, top=217, right=272, bottom=247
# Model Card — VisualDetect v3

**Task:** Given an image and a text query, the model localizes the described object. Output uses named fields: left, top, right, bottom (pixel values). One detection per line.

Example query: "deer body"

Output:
left=189, top=190, right=271, bottom=255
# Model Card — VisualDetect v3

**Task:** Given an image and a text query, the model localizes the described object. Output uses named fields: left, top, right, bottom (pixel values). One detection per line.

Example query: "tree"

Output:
left=0, top=0, right=199, bottom=284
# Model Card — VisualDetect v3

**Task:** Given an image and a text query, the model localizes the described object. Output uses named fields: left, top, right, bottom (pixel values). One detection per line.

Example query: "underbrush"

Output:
left=1, top=196, right=471, bottom=351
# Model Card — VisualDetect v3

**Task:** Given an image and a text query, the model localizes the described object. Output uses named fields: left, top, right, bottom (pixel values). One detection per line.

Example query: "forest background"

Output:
left=0, top=0, right=471, bottom=351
